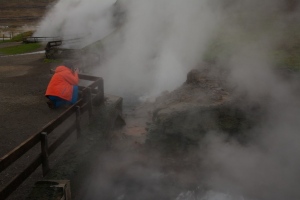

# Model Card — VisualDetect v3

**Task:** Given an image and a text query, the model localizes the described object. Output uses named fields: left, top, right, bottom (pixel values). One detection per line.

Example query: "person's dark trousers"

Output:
left=47, top=86, right=78, bottom=108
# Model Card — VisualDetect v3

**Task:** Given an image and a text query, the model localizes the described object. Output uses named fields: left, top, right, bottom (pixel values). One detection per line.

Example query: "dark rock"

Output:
left=146, top=69, right=259, bottom=154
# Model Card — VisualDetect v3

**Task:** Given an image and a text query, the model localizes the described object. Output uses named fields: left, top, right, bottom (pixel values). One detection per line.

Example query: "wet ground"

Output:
left=0, top=43, right=63, bottom=157
left=0, top=42, right=70, bottom=199
left=0, top=42, right=154, bottom=199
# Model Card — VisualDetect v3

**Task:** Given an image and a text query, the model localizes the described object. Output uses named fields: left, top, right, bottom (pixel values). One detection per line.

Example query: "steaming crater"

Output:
left=33, top=0, right=300, bottom=199
left=146, top=68, right=258, bottom=152
left=176, top=190, right=254, bottom=200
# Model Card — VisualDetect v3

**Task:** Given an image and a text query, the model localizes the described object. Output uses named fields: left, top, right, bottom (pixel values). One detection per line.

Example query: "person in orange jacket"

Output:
left=45, top=62, right=79, bottom=109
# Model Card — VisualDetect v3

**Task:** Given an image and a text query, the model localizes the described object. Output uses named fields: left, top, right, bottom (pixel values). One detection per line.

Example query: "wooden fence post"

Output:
left=92, top=79, right=104, bottom=106
left=98, top=78, right=104, bottom=104
left=87, top=87, right=93, bottom=121
left=75, top=106, right=81, bottom=138
left=41, top=132, right=50, bottom=176
left=83, top=88, right=93, bottom=123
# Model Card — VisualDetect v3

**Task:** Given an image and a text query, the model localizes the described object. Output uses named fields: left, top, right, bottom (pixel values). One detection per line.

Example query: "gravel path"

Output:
left=0, top=45, right=69, bottom=199
left=0, top=50, right=64, bottom=157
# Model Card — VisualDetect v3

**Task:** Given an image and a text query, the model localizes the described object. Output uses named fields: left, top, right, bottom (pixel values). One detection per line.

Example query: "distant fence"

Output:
left=23, top=36, right=61, bottom=43
left=1, top=34, right=12, bottom=41
left=45, top=40, right=62, bottom=50
left=0, top=74, right=104, bottom=200
left=1, top=35, right=61, bottom=42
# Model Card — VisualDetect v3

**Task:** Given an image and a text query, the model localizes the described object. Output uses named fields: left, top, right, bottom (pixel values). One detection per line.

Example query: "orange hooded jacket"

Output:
left=45, top=66, right=79, bottom=101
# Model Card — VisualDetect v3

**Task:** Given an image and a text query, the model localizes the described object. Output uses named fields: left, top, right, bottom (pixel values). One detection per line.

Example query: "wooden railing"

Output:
left=45, top=40, right=63, bottom=50
left=23, top=37, right=61, bottom=43
left=0, top=74, right=104, bottom=200
left=44, top=38, right=83, bottom=59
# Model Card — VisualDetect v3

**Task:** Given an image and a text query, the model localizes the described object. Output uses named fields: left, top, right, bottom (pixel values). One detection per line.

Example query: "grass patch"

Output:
left=10, top=31, right=34, bottom=42
left=274, top=49, right=300, bottom=71
left=0, top=43, right=42, bottom=55
left=44, top=58, right=62, bottom=63
left=0, top=40, right=10, bottom=44
left=0, top=31, right=34, bottom=43
left=272, top=25, right=300, bottom=71
left=202, top=25, right=300, bottom=71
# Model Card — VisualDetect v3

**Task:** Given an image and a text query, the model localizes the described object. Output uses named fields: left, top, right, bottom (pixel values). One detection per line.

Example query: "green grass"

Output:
left=202, top=26, right=300, bottom=71
left=0, top=40, right=9, bottom=44
left=0, top=31, right=34, bottom=44
left=10, top=31, right=34, bottom=42
left=44, top=58, right=62, bottom=63
left=274, top=26, right=300, bottom=71
left=0, top=43, right=42, bottom=55
left=274, top=49, right=300, bottom=71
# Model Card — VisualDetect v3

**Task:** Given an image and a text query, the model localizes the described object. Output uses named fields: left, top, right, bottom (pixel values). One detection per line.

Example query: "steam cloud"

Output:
left=35, top=0, right=221, bottom=97
left=35, top=0, right=300, bottom=199
left=35, top=0, right=115, bottom=46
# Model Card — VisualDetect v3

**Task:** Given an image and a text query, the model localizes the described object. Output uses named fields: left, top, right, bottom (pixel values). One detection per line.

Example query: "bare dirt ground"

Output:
left=0, top=43, right=65, bottom=157
left=0, top=41, right=152, bottom=199
left=0, top=42, right=73, bottom=199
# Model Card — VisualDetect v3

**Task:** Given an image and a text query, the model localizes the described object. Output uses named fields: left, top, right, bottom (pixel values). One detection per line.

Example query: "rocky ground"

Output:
left=1, top=41, right=299, bottom=199
left=1, top=1, right=299, bottom=199
left=0, top=40, right=227, bottom=199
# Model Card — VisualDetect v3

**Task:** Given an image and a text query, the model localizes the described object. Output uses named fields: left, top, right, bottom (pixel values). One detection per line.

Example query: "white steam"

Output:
left=35, top=0, right=300, bottom=199
left=35, top=0, right=221, bottom=97
left=34, top=0, right=115, bottom=46
left=101, top=0, right=221, bottom=98
left=198, top=1, right=300, bottom=200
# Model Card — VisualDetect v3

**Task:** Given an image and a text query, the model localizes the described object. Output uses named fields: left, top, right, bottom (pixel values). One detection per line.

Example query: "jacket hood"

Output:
left=55, top=66, right=71, bottom=73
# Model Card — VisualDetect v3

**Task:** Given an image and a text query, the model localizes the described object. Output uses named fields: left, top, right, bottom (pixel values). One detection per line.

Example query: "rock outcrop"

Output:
left=146, top=68, right=258, bottom=153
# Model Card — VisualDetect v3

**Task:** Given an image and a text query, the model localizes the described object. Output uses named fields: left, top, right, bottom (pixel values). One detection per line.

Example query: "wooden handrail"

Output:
left=0, top=155, right=42, bottom=200
left=0, top=133, right=40, bottom=172
left=48, top=122, right=77, bottom=155
left=0, top=74, right=104, bottom=200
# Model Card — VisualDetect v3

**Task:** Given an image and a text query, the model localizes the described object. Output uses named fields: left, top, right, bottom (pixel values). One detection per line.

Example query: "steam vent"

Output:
left=146, top=68, right=257, bottom=152
left=3, top=0, right=300, bottom=198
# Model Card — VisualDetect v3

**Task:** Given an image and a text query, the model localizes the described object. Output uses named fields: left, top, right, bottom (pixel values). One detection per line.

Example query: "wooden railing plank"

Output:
left=42, top=101, right=81, bottom=134
left=76, top=106, right=82, bottom=138
left=78, top=86, right=98, bottom=94
left=48, top=123, right=77, bottom=155
left=41, top=132, right=50, bottom=177
left=0, top=155, right=42, bottom=200
left=88, top=78, right=103, bottom=89
left=80, top=102, right=89, bottom=114
left=0, top=75, right=104, bottom=199
left=78, top=74, right=100, bottom=81
left=0, top=133, right=40, bottom=173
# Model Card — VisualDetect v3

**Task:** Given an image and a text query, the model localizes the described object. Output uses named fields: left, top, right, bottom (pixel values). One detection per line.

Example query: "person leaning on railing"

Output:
left=45, top=61, right=79, bottom=109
